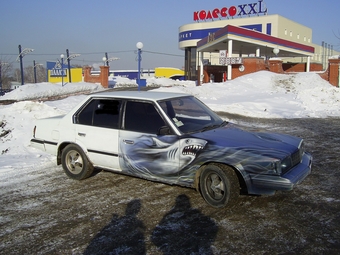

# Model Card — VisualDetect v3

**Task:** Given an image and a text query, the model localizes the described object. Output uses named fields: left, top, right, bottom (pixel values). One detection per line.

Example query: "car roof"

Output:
left=90, top=90, right=190, bottom=101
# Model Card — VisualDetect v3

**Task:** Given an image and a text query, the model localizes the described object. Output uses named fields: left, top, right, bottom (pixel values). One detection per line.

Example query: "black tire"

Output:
left=61, top=144, right=94, bottom=180
left=199, top=163, right=240, bottom=208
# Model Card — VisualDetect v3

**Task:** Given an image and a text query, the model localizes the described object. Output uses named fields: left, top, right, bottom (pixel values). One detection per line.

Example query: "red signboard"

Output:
left=194, top=0, right=267, bottom=21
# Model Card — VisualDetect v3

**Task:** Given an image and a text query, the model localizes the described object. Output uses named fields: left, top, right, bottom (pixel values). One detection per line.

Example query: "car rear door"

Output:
left=74, top=98, right=121, bottom=170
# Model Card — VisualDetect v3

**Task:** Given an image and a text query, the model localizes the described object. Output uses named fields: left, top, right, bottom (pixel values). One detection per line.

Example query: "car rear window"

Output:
left=77, top=99, right=121, bottom=128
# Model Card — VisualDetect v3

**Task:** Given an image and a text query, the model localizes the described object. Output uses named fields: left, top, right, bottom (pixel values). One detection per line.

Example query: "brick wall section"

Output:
left=83, top=66, right=109, bottom=88
left=318, top=69, right=329, bottom=81
left=283, top=63, right=323, bottom=72
left=202, top=58, right=268, bottom=83
left=200, top=57, right=339, bottom=87
left=233, top=58, right=267, bottom=79
left=328, top=59, right=340, bottom=87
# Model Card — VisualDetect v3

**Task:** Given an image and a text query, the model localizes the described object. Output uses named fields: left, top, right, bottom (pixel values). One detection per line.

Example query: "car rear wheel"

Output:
left=199, top=163, right=239, bottom=208
left=61, top=144, right=94, bottom=180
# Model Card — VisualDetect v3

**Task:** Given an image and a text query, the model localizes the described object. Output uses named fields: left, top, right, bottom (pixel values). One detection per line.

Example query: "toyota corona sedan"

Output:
left=30, top=91, right=312, bottom=208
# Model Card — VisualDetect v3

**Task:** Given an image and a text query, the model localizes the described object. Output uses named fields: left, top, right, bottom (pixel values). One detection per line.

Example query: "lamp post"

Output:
left=33, top=61, right=43, bottom=83
left=17, top=45, right=34, bottom=85
left=103, top=53, right=120, bottom=75
left=136, top=42, right=143, bottom=91
left=103, top=52, right=119, bottom=66
left=60, top=54, right=64, bottom=86
left=66, top=49, right=80, bottom=83
left=105, top=52, right=109, bottom=67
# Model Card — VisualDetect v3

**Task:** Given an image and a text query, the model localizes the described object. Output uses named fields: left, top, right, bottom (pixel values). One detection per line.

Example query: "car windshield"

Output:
left=158, top=96, right=226, bottom=134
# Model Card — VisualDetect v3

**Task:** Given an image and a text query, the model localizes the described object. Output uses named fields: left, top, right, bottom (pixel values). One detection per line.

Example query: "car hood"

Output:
left=191, top=123, right=301, bottom=157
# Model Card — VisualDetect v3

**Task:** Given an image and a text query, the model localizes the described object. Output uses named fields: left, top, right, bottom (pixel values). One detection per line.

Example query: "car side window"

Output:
left=124, top=101, right=165, bottom=134
left=77, top=99, right=121, bottom=128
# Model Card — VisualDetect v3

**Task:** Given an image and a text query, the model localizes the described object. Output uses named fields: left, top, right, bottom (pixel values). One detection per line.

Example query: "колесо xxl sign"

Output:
left=193, top=0, right=267, bottom=21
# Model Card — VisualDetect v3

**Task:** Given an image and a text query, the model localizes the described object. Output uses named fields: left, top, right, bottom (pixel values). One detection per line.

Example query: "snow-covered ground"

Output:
left=0, top=70, right=339, bottom=172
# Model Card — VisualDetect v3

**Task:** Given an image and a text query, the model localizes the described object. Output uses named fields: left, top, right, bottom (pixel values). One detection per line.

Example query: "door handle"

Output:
left=123, top=139, right=134, bottom=145
left=78, top=132, right=86, bottom=137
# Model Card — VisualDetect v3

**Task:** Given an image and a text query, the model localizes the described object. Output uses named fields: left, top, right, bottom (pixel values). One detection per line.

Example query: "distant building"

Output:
left=179, top=1, right=340, bottom=81
left=10, top=82, right=21, bottom=90
left=91, top=67, right=185, bottom=80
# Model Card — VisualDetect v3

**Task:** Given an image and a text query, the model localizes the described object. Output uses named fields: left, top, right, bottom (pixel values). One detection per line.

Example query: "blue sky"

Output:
left=1, top=0, right=339, bottom=71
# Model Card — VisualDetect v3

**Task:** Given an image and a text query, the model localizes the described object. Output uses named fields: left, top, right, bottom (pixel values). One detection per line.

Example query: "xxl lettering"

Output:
left=247, top=3, right=257, bottom=15
left=238, top=4, right=247, bottom=16
left=258, top=0, right=267, bottom=14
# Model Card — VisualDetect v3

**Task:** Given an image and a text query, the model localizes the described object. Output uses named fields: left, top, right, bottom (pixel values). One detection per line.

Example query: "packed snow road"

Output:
left=1, top=115, right=339, bottom=254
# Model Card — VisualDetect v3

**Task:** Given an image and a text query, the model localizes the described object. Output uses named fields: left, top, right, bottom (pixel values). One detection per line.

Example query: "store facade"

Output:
left=179, top=1, right=337, bottom=81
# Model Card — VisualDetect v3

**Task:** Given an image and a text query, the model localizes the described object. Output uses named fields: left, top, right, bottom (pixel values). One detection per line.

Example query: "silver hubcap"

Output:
left=208, top=173, right=225, bottom=200
left=66, top=150, right=83, bottom=174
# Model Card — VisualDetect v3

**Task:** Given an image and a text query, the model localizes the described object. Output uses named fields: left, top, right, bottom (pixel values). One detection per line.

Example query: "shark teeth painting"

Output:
left=182, top=144, right=205, bottom=156
left=120, top=135, right=207, bottom=177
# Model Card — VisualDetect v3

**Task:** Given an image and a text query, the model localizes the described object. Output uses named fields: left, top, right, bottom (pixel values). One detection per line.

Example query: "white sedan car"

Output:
left=30, top=91, right=312, bottom=208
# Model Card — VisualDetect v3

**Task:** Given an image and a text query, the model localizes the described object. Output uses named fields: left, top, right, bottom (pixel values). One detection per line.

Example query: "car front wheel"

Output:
left=199, top=164, right=239, bottom=208
left=61, top=144, right=94, bottom=180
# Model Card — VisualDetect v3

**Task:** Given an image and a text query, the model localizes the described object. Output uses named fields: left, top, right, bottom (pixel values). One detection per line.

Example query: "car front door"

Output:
left=119, top=100, right=181, bottom=182
left=75, top=98, right=121, bottom=171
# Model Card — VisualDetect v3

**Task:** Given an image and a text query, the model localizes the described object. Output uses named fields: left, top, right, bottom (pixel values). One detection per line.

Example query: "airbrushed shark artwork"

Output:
left=119, top=121, right=311, bottom=196
left=120, top=134, right=207, bottom=178
left=30, top=91, right=312, bottom=208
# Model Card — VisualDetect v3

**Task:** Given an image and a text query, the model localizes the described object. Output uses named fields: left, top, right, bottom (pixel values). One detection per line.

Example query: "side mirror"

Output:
left=158, top=126, right=171, bottom=135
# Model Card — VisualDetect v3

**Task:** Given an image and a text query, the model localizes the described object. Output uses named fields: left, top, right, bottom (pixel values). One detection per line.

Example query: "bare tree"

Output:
left=34, top=65, right=46, bottom=83
left=333, top=29, right=340, bottom=51
left=16, top=65, right=47, bottom=84
left=0, top=58, right=13, bottom=90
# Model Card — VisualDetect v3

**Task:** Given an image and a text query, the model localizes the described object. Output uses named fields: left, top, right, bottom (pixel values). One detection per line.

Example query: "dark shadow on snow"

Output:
left=83, top=199, right=145, bottom=255
left=151, top=194, right=218, bottom=255
left=84, top=195, right=218, bottom=254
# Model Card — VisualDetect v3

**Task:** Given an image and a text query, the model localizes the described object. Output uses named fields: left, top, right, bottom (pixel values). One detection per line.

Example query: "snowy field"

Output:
left=1, top=70, right=340, bottom=254
left=1, top=71, right=339, bottom=172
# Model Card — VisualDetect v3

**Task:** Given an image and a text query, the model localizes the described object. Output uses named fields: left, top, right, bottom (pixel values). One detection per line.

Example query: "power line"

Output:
left=143, top=50, right=183, bottom=57
left=1, top=49, right=183, bottom=58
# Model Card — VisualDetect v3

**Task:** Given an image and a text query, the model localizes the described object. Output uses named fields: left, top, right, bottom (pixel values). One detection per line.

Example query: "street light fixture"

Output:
left=103, top=54, right=120, bottom=76
left=66, top=49, right=80, bottom=83
left=17, top=45, right=34, bottom=85
left=103, top=53, right=119, bottom=67
left=106, top=57, right=119, bottom=64
left=136, top=42, right=143, bottom=91
left=60, top=54, right=65, bottom=86
left=273, top=47, right=280, bottom=56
